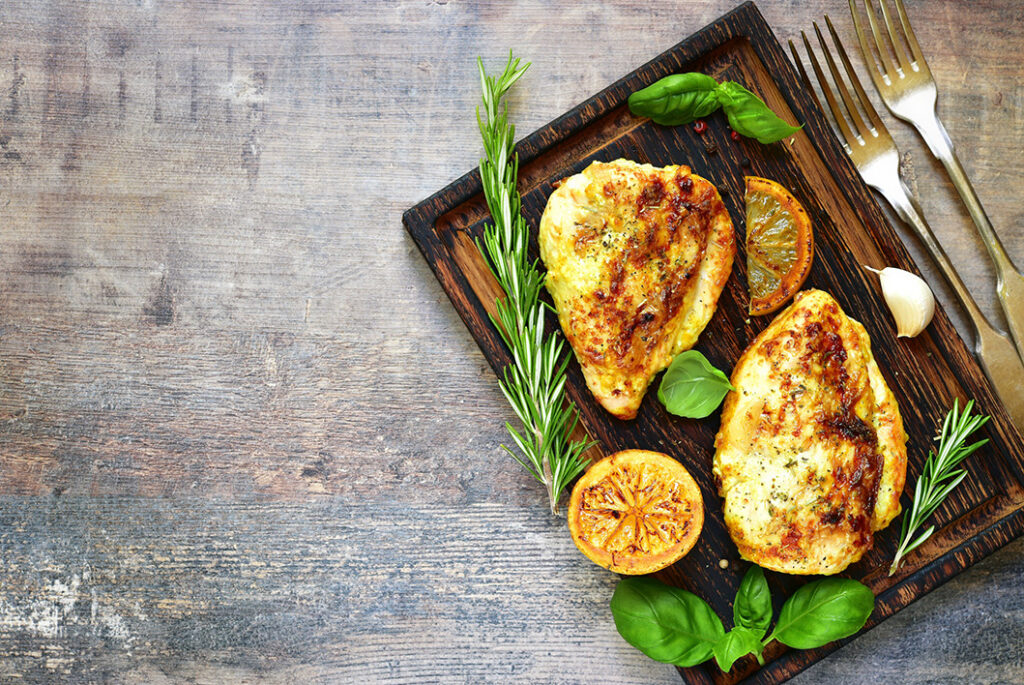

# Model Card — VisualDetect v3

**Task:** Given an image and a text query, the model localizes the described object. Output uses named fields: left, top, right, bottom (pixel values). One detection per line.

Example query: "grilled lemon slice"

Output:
left=568, top=450, right=703, bottom=574
left=745, top=176, right=814, bottom=316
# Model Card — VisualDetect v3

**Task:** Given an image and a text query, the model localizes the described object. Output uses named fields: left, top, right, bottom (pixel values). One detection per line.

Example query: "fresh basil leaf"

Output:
left=733, top=565, right=772, bottom=639
left=628, top=73, right=722, bottom=126
left=713, top=626, right=764, bottom=672
left=658, top=350, right=736, bottom=419
left=715, top=81, right=802, bottom=144
left=610, top=577, right=725, bottom=667
left=768, top=578, right=874, bottom=649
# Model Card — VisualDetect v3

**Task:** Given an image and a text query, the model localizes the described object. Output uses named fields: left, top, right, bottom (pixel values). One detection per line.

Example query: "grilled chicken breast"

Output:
left=713, top=289, right=907, bottom=575
left=538, top=159, right=735, bottom=419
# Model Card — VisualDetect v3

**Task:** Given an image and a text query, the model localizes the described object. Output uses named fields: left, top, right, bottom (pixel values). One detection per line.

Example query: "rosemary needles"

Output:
left=474, top=52, right=592, bottom=515
left=890, top=399, right=990, bottom=575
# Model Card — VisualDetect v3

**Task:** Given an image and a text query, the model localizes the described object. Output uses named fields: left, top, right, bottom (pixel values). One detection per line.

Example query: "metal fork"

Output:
left=790, top=18, right=1024, bottom=431
left=850, top=0, right=1024, bottom=364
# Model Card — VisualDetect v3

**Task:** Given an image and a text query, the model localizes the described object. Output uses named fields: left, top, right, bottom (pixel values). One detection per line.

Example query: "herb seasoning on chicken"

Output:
left=538, top=159, right=735, bottom=419
left=714, top=290, right=907, bottom=574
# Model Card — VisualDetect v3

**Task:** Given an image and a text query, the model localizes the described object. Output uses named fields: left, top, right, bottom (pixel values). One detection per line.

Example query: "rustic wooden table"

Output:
left=0, top=1, right=1020, bottom=682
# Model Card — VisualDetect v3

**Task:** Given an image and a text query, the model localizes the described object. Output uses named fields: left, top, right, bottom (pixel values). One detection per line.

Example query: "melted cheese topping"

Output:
left=713, top=289, right=907, bottom=574
left=538, top=159, right=735, bottom=419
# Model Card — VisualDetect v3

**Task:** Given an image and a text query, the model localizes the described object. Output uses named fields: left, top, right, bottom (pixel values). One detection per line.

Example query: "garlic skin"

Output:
left=868, top=267, right=935, bottom=338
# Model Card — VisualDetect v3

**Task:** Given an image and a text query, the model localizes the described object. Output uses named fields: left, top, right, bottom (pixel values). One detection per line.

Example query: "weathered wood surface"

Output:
left=0, top=1, right=1020, bottom=683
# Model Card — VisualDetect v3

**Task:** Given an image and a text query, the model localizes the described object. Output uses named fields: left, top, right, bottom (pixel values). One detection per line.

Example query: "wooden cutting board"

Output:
left=403, top=2, right=1024, bottom=683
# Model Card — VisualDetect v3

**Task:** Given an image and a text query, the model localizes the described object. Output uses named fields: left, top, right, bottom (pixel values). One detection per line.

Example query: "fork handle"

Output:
left=879, top=180, right=1024, bottom=430
left=883, top=179, right=987, bottom=324
left=912, top=114, right=1024, bottom=361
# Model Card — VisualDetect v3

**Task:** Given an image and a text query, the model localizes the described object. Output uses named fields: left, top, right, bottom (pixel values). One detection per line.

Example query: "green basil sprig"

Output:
left=658, top=350, right=736, bottom=419
left=610, top=576, right=724, bottom=667
left=714, top=81, right=802, bottom=143
left=733, top=565, right=772, bottom=639
left=610, top=567, right=874, bottom=673
left=765, top=577, right=875, bottom=649
left=714, top=626, right=764, bottom=672
left=627, top=73, right=720, bottom=126
left=628, top=73, right=801, bottom=143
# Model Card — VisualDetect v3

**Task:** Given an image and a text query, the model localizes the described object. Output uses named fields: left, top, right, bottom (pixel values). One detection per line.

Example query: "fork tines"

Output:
left=789, top=16, right=893, bottom=157
left=851, top=0, right=928, bottom=86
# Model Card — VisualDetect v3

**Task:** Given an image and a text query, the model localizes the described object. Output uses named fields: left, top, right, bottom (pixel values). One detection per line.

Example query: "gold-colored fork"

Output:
left=850, top=0, right=1024, bottom=364
left=790, top=18, right=1024, bottom=430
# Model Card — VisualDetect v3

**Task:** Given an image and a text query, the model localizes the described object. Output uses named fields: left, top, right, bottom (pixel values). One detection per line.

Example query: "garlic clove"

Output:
left=867, top=266, right=935, bottom=338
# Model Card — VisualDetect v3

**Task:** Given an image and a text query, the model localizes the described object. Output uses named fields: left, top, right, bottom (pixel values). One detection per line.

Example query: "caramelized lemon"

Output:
left=744, top=176, right=814, bottom=316
left=568, top=450, right=703, bottom=574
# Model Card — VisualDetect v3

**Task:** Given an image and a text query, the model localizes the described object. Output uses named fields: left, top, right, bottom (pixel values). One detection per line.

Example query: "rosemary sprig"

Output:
left=889, top=399, right=990, bottom=575
left=474, top=52, right=592, bottom=515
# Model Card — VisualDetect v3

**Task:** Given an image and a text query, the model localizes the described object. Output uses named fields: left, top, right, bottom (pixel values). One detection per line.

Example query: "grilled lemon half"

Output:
left=568, top=450, right=704, bottom=574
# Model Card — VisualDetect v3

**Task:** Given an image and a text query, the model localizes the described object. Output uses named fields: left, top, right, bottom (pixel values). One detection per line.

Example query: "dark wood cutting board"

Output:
left=402, top=3, right=1024, bottom=683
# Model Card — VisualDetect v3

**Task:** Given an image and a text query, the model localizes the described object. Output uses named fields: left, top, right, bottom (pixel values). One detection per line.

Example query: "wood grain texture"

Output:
left=0, top=0, right=1021, bottom=683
